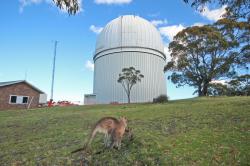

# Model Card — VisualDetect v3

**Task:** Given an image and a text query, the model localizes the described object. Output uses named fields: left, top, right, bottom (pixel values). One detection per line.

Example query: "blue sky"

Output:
left=0, top=0, right=227, bottom=103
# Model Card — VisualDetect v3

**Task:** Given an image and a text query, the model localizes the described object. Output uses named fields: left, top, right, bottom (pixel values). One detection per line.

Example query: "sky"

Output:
left=0, top=0, right=227, bottom=103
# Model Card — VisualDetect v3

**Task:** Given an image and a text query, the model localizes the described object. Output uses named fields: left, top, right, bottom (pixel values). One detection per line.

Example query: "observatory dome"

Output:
left=94, top=15, right=165, bottom=61
left=92, top=15, right=167, bottom=104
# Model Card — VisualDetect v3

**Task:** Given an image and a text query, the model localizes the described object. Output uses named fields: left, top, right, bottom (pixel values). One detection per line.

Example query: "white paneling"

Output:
left=84, top=95, right=96, bottom=105
left=39, top=94, right=47, bottom=104
left=95, top=15, right=164, bottom=56
left=16, top=96, right=23, bottom=104
left=94, top=52, right=166, bottom=104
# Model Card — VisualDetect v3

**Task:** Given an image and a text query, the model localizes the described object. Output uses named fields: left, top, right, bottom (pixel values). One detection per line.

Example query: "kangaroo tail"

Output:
left=85, top=127, right=98, bottom=147
left=71, top=147, right=85, bottom=154
left=71, top=128, right=98, bottom=154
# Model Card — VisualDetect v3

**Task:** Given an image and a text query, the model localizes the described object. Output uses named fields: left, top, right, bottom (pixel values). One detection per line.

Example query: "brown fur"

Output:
left=86, top=117, right=127, bottom=149
left=71, top=117, right=130, bottom=154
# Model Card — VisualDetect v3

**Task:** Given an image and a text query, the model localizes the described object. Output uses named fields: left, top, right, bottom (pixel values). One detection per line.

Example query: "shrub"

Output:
left=153, top=95, right=169, bottom=103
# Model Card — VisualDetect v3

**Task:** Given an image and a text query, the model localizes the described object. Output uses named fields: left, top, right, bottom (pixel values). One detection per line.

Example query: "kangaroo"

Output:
left=86, top=117, right=127, bottom=149
left=108, top=117, right=128, bottom=149
left=71, top=117, right=128, bottom=153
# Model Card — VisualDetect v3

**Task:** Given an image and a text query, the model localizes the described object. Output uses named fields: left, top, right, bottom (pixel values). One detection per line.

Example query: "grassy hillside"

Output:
left=0, top=97, right=249, bottom=165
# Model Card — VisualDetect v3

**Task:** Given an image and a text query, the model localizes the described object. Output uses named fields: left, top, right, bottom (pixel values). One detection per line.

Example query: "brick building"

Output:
left=0, top=80, right=47, bottom=110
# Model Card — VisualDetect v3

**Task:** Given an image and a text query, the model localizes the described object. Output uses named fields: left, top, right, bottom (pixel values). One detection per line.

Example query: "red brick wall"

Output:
left=0, top=83, right=41, bottom=110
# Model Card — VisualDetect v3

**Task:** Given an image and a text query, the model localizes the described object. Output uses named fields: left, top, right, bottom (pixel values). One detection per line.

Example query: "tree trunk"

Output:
left=127, top=91, right=130, bottom=104
left=198, top=85, right=202, bottom=97
left=202, top=83, right=209, bottom=96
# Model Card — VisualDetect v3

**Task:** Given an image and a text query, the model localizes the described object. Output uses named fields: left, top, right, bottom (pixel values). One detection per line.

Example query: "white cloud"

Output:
left=200, top=5, right=227, bottom=21
left=19, top=0, right=83, bottom=14
left=94, top=0, right=132, bottom=5
left=19, top=0, right=44, bottom=13
left=210, top=80, right=228, bottom=85
left=192, top=22, right=204, bottom=27
left=148, top=12, right=160, bottom=18
left=159, top=24, right=185, bottom=41
left=89, top=25, right=103, bottom=34
left=164, top=44, right=171, bottom=62
left=159, top=22, right=206, bottom=63
left=150, top=19, right=168, bottom=27
left=85, top=60, right=94, bottom=71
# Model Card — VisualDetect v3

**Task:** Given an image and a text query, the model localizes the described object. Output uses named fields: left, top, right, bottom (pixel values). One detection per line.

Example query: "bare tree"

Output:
left=117, top=67, right=144, bottom=103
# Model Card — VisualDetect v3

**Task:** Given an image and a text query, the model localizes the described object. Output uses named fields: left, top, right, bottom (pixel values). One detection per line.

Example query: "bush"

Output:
left=153, top=95, right=169, bottom=103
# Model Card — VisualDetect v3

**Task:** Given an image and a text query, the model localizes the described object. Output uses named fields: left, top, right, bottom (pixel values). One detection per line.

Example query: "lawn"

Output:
left=0, top=97, right=249, bottom=165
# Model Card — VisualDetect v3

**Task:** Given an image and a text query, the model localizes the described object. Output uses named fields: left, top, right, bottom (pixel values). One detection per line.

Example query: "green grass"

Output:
left=0, top=97, right=249, bottom=165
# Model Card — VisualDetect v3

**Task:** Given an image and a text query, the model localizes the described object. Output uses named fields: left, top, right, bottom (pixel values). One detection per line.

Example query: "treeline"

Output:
left=208, top=74, right=250, bottom=96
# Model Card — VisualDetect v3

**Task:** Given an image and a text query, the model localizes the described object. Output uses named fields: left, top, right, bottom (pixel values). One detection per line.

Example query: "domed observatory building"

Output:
left=85, top=15, right=166, bottom=104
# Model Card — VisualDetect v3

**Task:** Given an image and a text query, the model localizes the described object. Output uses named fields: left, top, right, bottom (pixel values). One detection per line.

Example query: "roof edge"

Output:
left=0, top=80, right=45, bottom=94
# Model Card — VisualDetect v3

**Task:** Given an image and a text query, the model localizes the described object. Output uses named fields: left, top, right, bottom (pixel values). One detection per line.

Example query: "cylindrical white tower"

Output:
left=93, top=15, right=166, bottom=104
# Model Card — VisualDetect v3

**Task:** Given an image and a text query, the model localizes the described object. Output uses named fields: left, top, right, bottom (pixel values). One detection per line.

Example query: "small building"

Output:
left=84, top=94, right=96, bottom=105
left=0, top=80, right=47, bottom=110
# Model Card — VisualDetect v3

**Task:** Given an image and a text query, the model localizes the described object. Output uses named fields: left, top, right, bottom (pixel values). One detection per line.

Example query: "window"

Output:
left=22, top=97, right=28, bottom=104
left=10, top=96, right=17, bottom=103
left=9, top=95, right=29, bottom=104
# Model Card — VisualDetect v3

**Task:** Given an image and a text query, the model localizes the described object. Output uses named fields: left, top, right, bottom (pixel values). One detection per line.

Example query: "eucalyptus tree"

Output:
left=207, top=83, right=229, bottom=96
left=54, top=0, right=80, bottom=15
left=183, top=0, right=249, bottom=21
left=165, top=25, right=239, bottom=96
left=183, top=0, right=250, bottom=65
left=228, top=74, right=250, bottom=96
left=117, top=67, right=144, bottom=103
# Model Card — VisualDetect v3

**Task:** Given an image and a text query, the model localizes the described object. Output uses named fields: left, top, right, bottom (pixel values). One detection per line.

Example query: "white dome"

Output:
left=92, top=15, right=167, bottom=104
left=94, top=15, right=165, bottom=61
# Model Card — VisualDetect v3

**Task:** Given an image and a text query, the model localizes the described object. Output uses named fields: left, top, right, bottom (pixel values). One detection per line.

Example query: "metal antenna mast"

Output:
left=50, top=40, right=58, bottom=101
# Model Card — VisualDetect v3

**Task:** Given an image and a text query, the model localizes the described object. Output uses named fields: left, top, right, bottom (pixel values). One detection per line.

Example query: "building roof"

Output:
left=0, top=80, right=45, bottom=93
left=94, top=15, right=165, bottom=59
left=84, top=94, right=96, bottom=97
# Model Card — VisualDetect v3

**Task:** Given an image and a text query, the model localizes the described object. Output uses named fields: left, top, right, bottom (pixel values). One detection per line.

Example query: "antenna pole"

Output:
left=50, top=40, right=58, bottom=101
